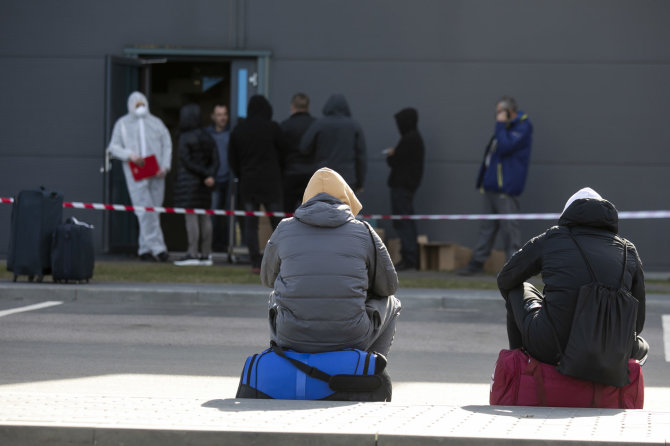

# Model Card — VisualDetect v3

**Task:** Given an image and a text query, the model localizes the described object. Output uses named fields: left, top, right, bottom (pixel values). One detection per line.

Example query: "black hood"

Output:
left=247, top=95, right=273, bottom=120
left=179, top=104, right=201, bottom=131
left=322, top=94, right=351, bottom=117
left=558, top=198, right=619, bottom=233
left=394, top=107, right=418, bottom=135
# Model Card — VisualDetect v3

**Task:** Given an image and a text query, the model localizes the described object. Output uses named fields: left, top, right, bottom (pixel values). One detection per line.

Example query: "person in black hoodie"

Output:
left=228, top=95, right=284, bottom=272
left=497, top=187, right=648, bottom=366
left=279, top=93, right=316, bottom=213
left=173, top=103, right=220, bottom=266
left=385, top=107, right=425, bottom=270
left=300, top=93, right=367, bottom=192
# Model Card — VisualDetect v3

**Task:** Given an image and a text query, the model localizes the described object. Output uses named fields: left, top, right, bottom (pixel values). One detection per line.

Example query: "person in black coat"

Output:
left=385, top=107, right=425, bottom=270
left=173, top=104, right=219, bottom=266
left=299, top=94, right=367, bottom=192
left=497, top=187, right=648, bottom=366
left=228, top=95, right=284, bottom=272
left=279, top=92, right=316, bottom=214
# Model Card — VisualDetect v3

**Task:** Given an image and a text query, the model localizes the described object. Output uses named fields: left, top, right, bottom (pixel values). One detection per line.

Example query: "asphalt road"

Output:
left=0, top=293, right=668, bottom=408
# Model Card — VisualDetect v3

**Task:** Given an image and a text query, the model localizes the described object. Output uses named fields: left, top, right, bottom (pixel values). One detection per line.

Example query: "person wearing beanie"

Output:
left=260, top=167, right=402, bottom=356
left=497, top=187, right=648, bottom=367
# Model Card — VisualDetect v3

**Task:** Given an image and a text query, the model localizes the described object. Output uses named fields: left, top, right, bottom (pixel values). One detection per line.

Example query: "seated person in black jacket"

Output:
left=497, top=187, right=648, bottom=365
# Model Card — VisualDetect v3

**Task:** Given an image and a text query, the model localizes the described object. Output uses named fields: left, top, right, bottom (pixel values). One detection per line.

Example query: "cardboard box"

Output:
left=419, top=242, right=472, bottom=271
left=483, top=250, right=507, bottom=274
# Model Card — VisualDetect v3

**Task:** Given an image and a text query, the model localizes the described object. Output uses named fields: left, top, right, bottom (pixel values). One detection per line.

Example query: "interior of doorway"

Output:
left=148, top=60, right=231, bottom=252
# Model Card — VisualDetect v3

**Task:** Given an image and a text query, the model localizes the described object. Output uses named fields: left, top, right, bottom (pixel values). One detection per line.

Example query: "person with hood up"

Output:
left=497, top=187, right=648, bottom=367
left=107, top=91, right=172, bottom=262
left=299, top=94, right=367, bottom=192
left=228, top=95, right=285, bottom=273
left=173, top=104, right=220, bottom=266
left=261, top=167, right=401, bottom=356
left=384, top=107, right=425, bottom=270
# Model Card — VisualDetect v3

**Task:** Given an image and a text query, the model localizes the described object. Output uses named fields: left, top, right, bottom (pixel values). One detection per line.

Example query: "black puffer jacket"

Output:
left=173, top=104, right=219, bottom=209
left=228, top=95, right=284, bottom=203
left=386, top=107, right=424, bottom=192
left=497, top=197, right=646, bottom=353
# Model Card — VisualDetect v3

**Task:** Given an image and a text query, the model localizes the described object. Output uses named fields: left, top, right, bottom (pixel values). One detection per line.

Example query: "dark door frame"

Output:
left=122, top=48, right=272, bottom=96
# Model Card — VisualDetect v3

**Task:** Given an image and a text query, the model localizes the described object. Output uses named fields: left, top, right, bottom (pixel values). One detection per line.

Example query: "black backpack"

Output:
left=555, top=232, right=639, bottom=387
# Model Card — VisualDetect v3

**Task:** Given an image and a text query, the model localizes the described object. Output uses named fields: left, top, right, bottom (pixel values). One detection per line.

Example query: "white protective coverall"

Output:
left=107, top=91, right=172, bottom=256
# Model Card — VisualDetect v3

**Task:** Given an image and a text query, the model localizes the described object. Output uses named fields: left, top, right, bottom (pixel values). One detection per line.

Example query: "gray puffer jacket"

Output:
left=261, top=192, right=398, bottom=352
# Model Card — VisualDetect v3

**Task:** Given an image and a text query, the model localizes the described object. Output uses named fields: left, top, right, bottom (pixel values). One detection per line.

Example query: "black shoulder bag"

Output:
left=557, top=233, right=639, bottom=387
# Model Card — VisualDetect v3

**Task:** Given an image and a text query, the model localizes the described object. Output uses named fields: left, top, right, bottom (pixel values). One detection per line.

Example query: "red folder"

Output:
left=129, top=154, right=160, bottom=181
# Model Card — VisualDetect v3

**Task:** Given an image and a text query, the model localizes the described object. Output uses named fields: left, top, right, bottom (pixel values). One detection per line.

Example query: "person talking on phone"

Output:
left=457, top=96, right=533, bottom=276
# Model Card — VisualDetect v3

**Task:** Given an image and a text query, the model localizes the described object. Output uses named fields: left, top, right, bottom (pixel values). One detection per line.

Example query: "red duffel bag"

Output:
left=490, top=349, right=643, bottom=408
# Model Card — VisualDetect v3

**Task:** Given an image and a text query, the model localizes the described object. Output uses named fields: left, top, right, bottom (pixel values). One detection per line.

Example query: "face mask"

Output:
left=135, top=105, right=148, bottom=117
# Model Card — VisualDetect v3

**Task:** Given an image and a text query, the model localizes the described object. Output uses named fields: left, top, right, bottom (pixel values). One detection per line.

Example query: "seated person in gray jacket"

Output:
left=261, top=167, right=401, bottom=356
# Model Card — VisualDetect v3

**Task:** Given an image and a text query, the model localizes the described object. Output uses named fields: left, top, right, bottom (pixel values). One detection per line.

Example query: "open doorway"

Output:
left=149, top=59, right=231, bottom=251
left=104, top=49, right=268, bottom=255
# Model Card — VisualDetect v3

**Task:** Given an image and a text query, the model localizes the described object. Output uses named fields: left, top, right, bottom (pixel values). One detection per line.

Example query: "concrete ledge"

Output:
left=1, top=394, right=668, bottom=446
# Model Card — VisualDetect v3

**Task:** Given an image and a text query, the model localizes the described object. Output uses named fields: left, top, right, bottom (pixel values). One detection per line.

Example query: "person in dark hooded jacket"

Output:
left=228, top=95, right=285, bottom=271
left=173, top=104, right=219, bottom=266
left=299, top=94, right=367, bottom=192
left=385, top=107, right=425, bottom=270
left=497, top=187, right=648, bottom=367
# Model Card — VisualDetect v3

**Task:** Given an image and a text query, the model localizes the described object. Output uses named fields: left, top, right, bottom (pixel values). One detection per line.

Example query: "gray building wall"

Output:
left=1, top=1, right=669, bottom=268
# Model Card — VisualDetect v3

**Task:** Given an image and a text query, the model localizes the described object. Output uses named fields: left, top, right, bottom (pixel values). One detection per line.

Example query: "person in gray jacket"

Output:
left=261, top=167, right=401, bottom=355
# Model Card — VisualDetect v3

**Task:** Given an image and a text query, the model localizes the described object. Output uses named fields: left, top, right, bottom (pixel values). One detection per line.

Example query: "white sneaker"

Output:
left=174, top=255, right=201, bottom=266
left=199, top=256, right=213, bottom=266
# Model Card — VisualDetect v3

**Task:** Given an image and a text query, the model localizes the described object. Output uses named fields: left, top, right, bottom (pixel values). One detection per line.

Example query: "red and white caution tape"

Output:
left=2, top=197, right=670, bottom=221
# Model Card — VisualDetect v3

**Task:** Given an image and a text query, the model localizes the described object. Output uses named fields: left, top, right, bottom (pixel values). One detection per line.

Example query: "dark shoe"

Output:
left=456, top=263, right=483, bottom=276
left=139, top=253, right=156, bottom=262
left=156, top=251, right=170, bottom=262
left=395, top=260, right=418, bottom=271
left=174, top=254, right=200, bottom=266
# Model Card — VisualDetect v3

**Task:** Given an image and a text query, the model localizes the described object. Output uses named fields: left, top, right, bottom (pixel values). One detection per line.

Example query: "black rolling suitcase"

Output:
left=7, top=187, right=63, bottom=282
left=51, top=217, right=95, bottom=283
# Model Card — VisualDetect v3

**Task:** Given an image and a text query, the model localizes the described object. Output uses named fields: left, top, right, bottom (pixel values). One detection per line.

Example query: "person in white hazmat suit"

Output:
left=107, top=91, right=172, bottom=261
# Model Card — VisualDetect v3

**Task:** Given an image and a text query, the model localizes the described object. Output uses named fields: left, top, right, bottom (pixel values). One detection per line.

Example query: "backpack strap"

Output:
left=618, top=240, right=628, bottom=289
left=569, top=229, right=629, bottom=289
left=567, top=229, right=598, bottom=282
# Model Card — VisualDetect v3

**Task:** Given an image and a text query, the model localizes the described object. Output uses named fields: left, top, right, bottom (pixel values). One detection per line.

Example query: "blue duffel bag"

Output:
left=236, top=343, right=392, bottom=401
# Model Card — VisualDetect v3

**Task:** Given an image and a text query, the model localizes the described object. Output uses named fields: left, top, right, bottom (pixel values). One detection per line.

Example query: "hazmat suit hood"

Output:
left=247, top=95, right=273, bottom=120
left=394, top=107, right=418, bottom=135
left=179, top=104, right=201, bottom=132
left=322, top=94, right=351, bottom=117
left=558, top=187, right=618, bottom=233
left=127, top=91, right=150, bottom=117
left=299, top=167, right=362, bottom=223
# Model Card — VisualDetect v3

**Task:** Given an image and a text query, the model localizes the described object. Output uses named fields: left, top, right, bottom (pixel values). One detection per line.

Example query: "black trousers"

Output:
left=243, top=200, right=282, bottom=268
left=506, top=282, right=649, bottom=364
left=390, top=187, right=418, bottom=266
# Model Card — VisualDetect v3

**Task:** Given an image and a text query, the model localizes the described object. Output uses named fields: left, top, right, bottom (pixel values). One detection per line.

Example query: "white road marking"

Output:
left=0, top=301, right=63, bottom=318
left=663, top=315, right=670, bottom=362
